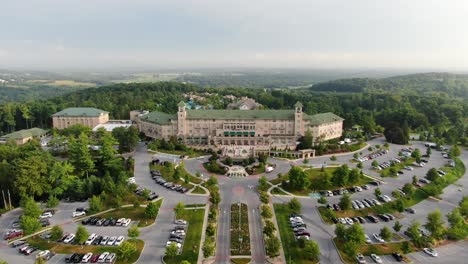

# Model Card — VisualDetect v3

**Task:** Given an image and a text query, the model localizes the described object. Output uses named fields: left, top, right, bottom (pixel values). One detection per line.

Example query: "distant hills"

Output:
left=310, top=72, right=468, bottom=98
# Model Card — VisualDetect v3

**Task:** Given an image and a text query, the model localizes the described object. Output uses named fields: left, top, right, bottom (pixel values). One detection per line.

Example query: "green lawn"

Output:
left=163, top=206, right=205, bottom=264
left=99, top=199, right=162, bottom=227
left=271, top=187, right=288, bottom=195
left=185, top=204, right=206, bottom=208
left=191, top=186, right=207, bottom=194
left=379, top=158, right=414, bottom=177
left=273, top=204, right=318, bottom=264
left=27, top=237, right=144, bottom=264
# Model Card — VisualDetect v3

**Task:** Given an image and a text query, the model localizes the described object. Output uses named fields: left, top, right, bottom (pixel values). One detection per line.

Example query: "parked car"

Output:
left=356, top=253, right=366, bottom=264
left=371, top=254, right=383, bottom=263
left=72, top=211, right=86, bottom=217
left=97, top=252, right=109, bottom=263
left=100, top=236, right=110, bottom=246
left=405, top=208, right=416, bottom=214
left=114, top=236, right=125, bottom=246
left=392, top=252, right=404, bottom=262
left=373, top=233, right=385, bottom=243
left=122, top=218, right=132, bottom=227
left=81, top=252, right=93, bottom=263
left=423, top=247, right=438, bottom=257
left=85, top=233, right=97, bottom=245
left=107, top=236, right=117, bottom=246
left=39, top=212, right=53, bottom=219
left=4, top=229, right=23, bottom=240
left=174, top=219, right=187, bottom=225
left=63, top=234, right=75, bottom=244
left=367, top=215, right=379, bottom=223
left=106, top=253, right=116, bottom=263
left=364, top=234, right=372, bottom=243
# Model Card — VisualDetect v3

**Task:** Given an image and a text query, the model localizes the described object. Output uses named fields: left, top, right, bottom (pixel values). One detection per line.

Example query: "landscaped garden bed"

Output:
left=230, top=203, right=251, bottom=255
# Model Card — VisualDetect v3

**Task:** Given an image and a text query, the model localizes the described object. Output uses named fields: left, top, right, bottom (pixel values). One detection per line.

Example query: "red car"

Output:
left=90, top=254, right=100, bottom=263
left=4, top=230, right=23, bottom=240
left=413, top=182, right=423, bottom=188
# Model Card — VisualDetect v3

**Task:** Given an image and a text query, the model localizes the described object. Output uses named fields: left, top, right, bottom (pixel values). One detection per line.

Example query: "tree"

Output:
left=348, top=168, right=361, bottom=184
left=446, top=208, right=468, bottom=240
left=261, top=205, right=273, bottom=219
left=46, top=194, right=60, bottom=208
left=48, top=161, right=75, bottom=197
left=335, top=223, right=365, bottom=257
left=288, top=166, right=310, bottom=190
left=174, top=202, right=185, bottom=217
left=68, top=133, right=95, bottom=178
left=426, top=168, right=439, bottom=181
left=145, top=201, right=158, bottom=219
left=184, top=174, right=189, bottom=184
left=50, top=225, right=64, bottom=241
left=203, top=242, right=215, bottom=257
left=339, top=193, right=351, bottom=210
left=89, top=195, right=103, bottom=213
left=128, top=225, right=140, bottom=239
left=75, top=225, right=89, bottom=245
left=412, top=175, right=418, bottom=185
left=395, top=199, right=405, bottom=212
left=15, top=155, right=51, bottom=198
left=424, top=209, right=446, bottom=240
left=406, top=220, right=425, bottom=247
left=118, top=241, right=137, bottom=260
left=357, top=162, right=363, bottom=169
left=402, top=183, right=414, bottom=197
left=259, top=191, right=269, bottom=204
left=331, top=164, right=350, bottom=187
left=380, top=226, right=392, bottom=241
left=265, top=236, right=280, bottom=257
left=318, top=196, right=327, bottom=204
left=371, top=160, right=379, bottom=167
left=426, top=147, right=432, bottom=157
left=304, top=240, right=320, bottom=261
left=289, top=198, right=302, bottom=212
left=374, top=187, right=382, bottom=198
left=206, top=176, right=218, bottom=186
left=21, top=216, right=41, bottom=235
left=411, top=148, right=421, bottom=163
left=334, top=223, right=347, bottom=241
left=460, top=196, right=468, bottom=218
left=165, top=242, right=179, bottom=258
left=449, top=145, right=461, bottom=157
left=21, top=196, right=42, bottom=218
left=112, top=126, right=140, bottom=153
left=263, top=220, right=276, bottom=237
left=393, top=221, right=403, bottom=232
left=180, top=261, right=190, bottom=264
left=258, top=176, right=269, bottom=192
left=384, top=122, right=408, bottom=145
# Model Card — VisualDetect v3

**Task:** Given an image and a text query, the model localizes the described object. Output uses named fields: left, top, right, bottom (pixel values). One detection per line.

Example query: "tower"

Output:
left=294, top=101, right=303, bottom=136
left=177, top=101, right=186, bottom=137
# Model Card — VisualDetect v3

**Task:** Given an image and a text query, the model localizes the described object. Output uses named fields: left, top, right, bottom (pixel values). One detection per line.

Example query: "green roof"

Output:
left=52, top=107, right=108, bottom=117
left=140, top=111, right=176, bottom=125
left=2, top=128, right=48, bottom=139
left=186, top=109, right=296, bottom=120
left=305, top=112, right=344, bottom=126
left=178, top=101, right=186, bottom=107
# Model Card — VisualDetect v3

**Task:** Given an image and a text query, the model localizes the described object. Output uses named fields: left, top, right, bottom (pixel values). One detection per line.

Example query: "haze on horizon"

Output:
left=1, top=0, right=468, bottom=71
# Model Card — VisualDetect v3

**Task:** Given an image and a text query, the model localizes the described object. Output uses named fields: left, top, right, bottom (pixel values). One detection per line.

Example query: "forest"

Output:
left=0, top=74, right=466, bottom=146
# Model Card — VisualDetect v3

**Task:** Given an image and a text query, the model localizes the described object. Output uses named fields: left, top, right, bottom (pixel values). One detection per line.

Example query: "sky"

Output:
left=1, top=0, right=468, bottom=70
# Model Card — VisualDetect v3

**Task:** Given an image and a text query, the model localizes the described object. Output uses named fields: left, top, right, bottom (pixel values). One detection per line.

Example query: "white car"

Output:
left=345, top=218, right=353, bottom=225
left=296, top=235, right=310, bottom=240
left=373, top=233, right=385, bottom=243
left=63, top=234, right=75, bottom=244
left=174, top=219, right=187, bottom=225
left=404, top=166, right=413, bottom=171
left=370, top=253, right=382, bottom=263
left=39, top=212, right=53, bottom=219
left=116, top=218, right=125, bottom=226
left=364, top=234, right=372, bottom=244
left=423, top=248, right=438, bottom=257
left=81, top=252, right=93, bottom=263
left=171, top=230, right=186, bottom=236
left=98, top=252, right=109, bottom=263
left=114, top=236, right=125, bottom=246
left=85, top=233, right=97, bottom=245
left=107, top=236, right=116, bottom=246
left=36, top=250, right=50, bottom=259
left=325, top=190, right=333, bottom=197
left=72, top=211, right=86, bottom=217
left=122, top=218, right=132, bottom=227
left=100, top=236, right=110, bottom=246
